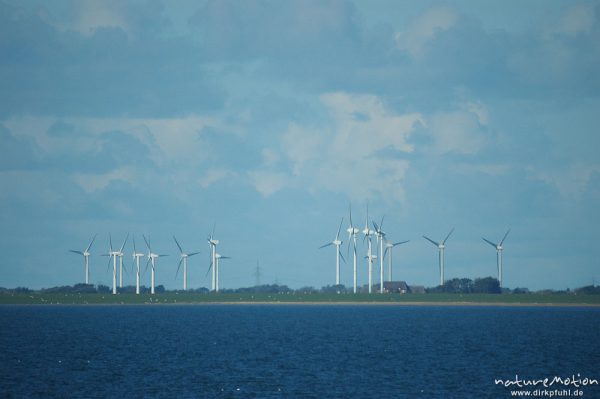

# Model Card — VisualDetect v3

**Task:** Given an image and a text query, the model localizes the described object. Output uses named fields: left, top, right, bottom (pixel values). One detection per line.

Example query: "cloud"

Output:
left=248, top=170, right=288, bottom=197
left=248, top=92, right=423, bottom=201
left=395, top=6, right=458, bottom=58
left=74, top=167, right=134, bottom=193
left=199, top=168, right=236, bottom=188
left=555, top=4, right=596, bottom=37
left=428, top=110, right=487, bottom=155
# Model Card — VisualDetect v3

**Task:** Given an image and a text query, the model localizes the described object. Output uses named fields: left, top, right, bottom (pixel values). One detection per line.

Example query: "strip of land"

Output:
left=1, top=293, right=599, bottom=306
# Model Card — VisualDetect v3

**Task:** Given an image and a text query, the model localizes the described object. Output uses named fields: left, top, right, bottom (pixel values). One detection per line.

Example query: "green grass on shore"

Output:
left=1, top=292, right=599, bottom=305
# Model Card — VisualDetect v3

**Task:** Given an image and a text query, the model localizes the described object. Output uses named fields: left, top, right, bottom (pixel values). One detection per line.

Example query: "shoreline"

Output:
left=2, top=301, right=600, bottom=307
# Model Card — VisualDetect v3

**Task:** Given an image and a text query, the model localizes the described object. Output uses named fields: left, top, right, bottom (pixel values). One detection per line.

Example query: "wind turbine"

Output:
left=319, top=217, right=346, bottom=286
left=346, top=205, right=360, bottom=294
left=482, top=229, right=510, bottom=288
left=174, top=236, right=200, bottom=291
left=207, top=225, right=219, bottom=292
left=69, top=234, right=97, bottom=284
left=103, top=234, right=123, bottom=295
left=116, top=234, right=129, bottom=288
left=423, top=228, right=454, bottom=286
left=362, top=204, right=376, bottom=294
left=143, top=235, right=168, bottom=295
left=131, top=237, right=145, bottom=295
left=383, top=239, right=409, bottom=282
left=214, top=253, right=231, bottom=292
left=372, top=216, right=386, bottom=294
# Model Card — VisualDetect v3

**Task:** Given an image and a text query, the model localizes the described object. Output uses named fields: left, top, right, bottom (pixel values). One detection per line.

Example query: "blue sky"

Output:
left=1, top=0, right=599, bottom=290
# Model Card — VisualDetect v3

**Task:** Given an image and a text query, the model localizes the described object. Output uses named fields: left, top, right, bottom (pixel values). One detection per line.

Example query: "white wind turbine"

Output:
left=207, top=225, right=219, bottom=292
left=117, top=234, right=129, bottom=288
left=143, top=235, right=168, bottom=295
left=383, top=239, right=409, bottom=282
left=372, top=216, right=387, bottom=294
left=319, top=217, right=346, bottom=287
left=173, top=236, right=200, bottom=291
left=423, top=228, right=454, bottom=286
left=362, top=205, right=377, bottom=294
left=482, top=229, right=510, bottom=288
left=103, top=234, right=127, bottom=295
left=211, top=253, right=231, bottom=292
left=131, top=237, right=145, bottom=295
left=69, top=234, right=97, bottom=284
left=346, top=205, right=360, bottom=294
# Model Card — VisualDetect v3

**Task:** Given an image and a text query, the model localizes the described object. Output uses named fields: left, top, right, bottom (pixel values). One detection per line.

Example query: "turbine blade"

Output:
left=319, top=242, right=333, bottom=249
left=339, top=250, right=346, bottom=264
left=175, top=258, right=183, bottom=279
left=69, top=250, right=84, bottom=255
left=442, top=228, right=454, bottom=244
left=107, top=256, right=112, bottom=273
left=159, top=254, right=169, bottom=257
left=393, top=240, right=409, bottom=246
left=220, top=256, right=231, bottom=259
left=188, top=252, right=200, bottom=257
left=173, top=236, right=184, bottom=254
left=143, top=234, right=151, bottom=250
left=205, top=262, right=213, bottom=277
left=86, top=233, right=97, bottom=253
left=143, top=258, right=150, bottom=278
left=133, top=237, right=137, bottom=253
left=119, top=233, right=129, bottom=253
left=212, top=223, right=216, bottom=238
left=383, top=247, right=389, bottom=261
left=379, top=215, right=385, bottom=231
left=336, top=217, right=344, bottom=240
left=482, top=237, right=498, bottom=248
left=109, top=234, right=113, bottom=252
left=423, top=235, right=440, bottom=247
left=372, top=221, right=379, bottom=232
left=348, top=203, right=353, bottom=228
left=500, top=229, right=511, bottom=246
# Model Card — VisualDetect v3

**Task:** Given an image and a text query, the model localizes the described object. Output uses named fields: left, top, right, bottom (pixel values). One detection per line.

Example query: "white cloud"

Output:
left=280, top=123, right=322, bottom=175
left=74, top=167, right=134, bottom=193
left=531, top=163, right=600, bottom=199
left=198, top=168, right=235, bottom=188
left=429, top=110, right=486, bottom=155
left=556, top=4, right=595, bottom=37
left=395, top=6, right=458, bottom=58
left=73, top=0, right=129, bottom=36
left=254, top=92, right=423, bottom=202
left=248, top=170, right=288, bottom=197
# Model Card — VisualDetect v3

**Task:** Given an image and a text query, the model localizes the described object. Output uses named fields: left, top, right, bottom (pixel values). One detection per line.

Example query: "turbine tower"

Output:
left=103, top=234, right=123, bottom=295
left=214, top=253, right=230, bottom=292
left=174, top=236, right=200, bottom=291
left=423, top=228, right=454, bottom=286
left=131, top=237, right=145, bottom=295
left=362, top=205, right=376, bottom=294
left=346, top=205, right=360, bottom=294
left=144, top=235, right=168, bottom=295
left=383, top=239, right=409, bottom=282
left=116, top=234, right=129, bottom=288
left=207, top=225, right=219, bottom=292
left=482, top=229, right=510, bottom=288
left=69, top=234, right=97, bottom=284
left=372, top=216, right=386, bottom=294
left=319, top=217, right=345, bottom=286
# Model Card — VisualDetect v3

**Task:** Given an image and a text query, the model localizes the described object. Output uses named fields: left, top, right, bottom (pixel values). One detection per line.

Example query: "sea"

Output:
left=0, top=305, right=599, bottom=398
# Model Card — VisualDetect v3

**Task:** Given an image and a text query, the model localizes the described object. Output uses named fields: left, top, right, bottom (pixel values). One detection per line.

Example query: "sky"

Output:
left=1, top=0, right=599, bottom=291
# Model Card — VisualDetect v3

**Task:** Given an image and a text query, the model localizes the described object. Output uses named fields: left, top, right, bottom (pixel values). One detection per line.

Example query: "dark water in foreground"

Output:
left=0, top=305, right=599, bottom=398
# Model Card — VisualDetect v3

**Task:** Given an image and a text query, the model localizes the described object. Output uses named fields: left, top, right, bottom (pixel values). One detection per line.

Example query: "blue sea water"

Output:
left=0, top=305, right=599, bottom=398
